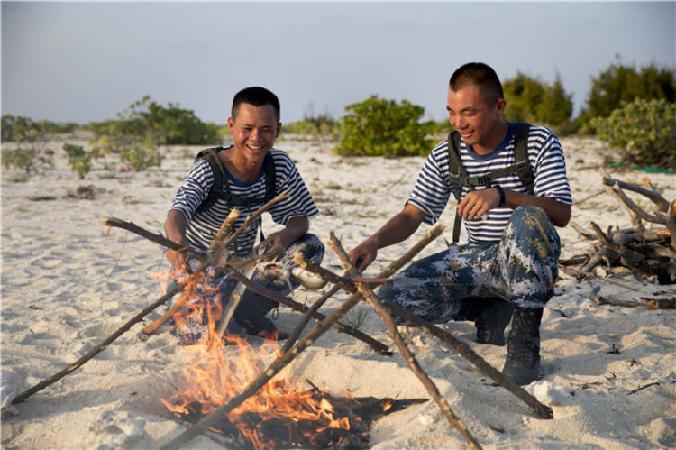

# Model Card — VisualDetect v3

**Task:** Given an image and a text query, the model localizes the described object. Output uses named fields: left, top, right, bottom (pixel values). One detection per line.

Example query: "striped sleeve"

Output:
left=532, top=131, right=573, bottom=205
left=268, top=151, right=320, bottom=225
left=170, top=159, right=213, bottom=221
left=406, top=142, right=452, bottom=225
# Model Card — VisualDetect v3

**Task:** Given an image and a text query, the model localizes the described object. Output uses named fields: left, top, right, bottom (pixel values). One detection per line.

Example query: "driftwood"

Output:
left=160, top=225, right=443, bottom=450
left=596, top=295, right=675, bottom=309
left=328, top=233, right=482, bottom=449
left=561, top=172, right=674, bottom=284
left=9, top=284, right=184, bottom=406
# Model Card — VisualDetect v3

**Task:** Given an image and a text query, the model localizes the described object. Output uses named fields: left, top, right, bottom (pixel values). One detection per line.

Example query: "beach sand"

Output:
left=1, top=137, right=674, bottom=449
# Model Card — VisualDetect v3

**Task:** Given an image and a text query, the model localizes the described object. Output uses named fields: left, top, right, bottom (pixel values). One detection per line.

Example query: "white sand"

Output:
left=1, top=137, right=675, bottom=449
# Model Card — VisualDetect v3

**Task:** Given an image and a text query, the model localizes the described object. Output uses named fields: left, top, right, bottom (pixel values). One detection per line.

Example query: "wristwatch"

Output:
left=495, top=185, right=506, bottom=207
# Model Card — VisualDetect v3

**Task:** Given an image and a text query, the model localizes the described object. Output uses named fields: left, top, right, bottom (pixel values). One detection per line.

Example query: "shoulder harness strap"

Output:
left=447, top=131, right=467, bottom=244
left=196, top=147, right=277, bottom=214
left=513, top=123, right=534, bottom=195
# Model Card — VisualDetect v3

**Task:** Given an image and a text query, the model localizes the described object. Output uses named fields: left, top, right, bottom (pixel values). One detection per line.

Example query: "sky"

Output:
left=2, top=2, right=674, bottom=124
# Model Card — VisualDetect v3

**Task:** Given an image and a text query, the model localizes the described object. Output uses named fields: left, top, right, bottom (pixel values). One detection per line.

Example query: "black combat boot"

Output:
left=502, top=307, right=543, bottom=385
left=475, top=298, right=514, bottom=346
left=234, top=293, right=288, bottom=340
left=458, top=297, right=513, bottom=346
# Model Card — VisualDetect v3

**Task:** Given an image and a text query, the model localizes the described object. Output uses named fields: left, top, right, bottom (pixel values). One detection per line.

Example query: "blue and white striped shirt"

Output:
left=171, top=148, right=319, bottom=256
left=407, top=124, right=572, bottom=243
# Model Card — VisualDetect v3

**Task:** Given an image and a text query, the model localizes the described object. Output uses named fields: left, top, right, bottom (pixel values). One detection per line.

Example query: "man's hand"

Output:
left=349, top=240, right=379, bottom=272
left=166, top=248, right=188, bottom=272
left=258, top=231, right=291, bottom=262
left=458, top=188, right=500, bottom=219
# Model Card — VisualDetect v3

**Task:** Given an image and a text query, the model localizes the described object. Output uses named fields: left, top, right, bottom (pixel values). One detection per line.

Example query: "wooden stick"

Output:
left=160, top=287, right=365, bottom=450
left=142, top=209, right=240, bottom=335
left=160, top=225, right=443, bottom=450
left=608, top=184, right=667, bottom=225
left=104, top=217, right=187, bottom=252
left=221, top=191, right=288, bottom=249
left=10, top=284, right=183, bottom=406
left=281, top=284, right=342, bottom=353
left=602, top=175, right=670, bottom=212
left=569, top=220, right=596, bottom=240
left=223, top=267, right=390, bottom=355
left=329, top=233, right=482, bottom=449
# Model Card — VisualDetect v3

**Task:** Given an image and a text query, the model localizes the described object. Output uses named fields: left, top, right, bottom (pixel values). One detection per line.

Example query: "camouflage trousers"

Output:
left=169, top=233, right=324, bottom=342
left=378, top=206, right=561, bottom=324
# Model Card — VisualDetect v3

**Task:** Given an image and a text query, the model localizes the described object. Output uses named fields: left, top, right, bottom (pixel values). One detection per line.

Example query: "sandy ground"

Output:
left=1, top=137, right=674, bottom=449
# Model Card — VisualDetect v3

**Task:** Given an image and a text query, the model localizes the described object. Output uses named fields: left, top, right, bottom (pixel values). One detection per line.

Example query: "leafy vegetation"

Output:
left=591, top=98, right=675, bottom=169
left=579, top=62, right=674, bottom=132
left=62, top=143, right=95, bottom=179
left=282, top=113, right=339, bottom=139
left=1, top=115, right=54, bottom=173
left=335, top=96, right=432, bottom=156
left=502, top=72, right=575, bottom=134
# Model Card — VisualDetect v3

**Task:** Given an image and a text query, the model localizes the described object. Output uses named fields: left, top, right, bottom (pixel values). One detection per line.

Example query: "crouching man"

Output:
left=349, top=62, right=572, bottom=385
left=165, top=86, right=323, bottom=343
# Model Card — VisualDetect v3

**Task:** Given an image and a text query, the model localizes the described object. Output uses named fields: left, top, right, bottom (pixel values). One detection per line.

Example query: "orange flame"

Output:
left=162, top=275, right=351, bottom=450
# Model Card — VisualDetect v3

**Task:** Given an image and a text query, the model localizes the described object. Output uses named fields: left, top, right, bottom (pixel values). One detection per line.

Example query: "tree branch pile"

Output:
left=560, top=171, right=675, bottom=284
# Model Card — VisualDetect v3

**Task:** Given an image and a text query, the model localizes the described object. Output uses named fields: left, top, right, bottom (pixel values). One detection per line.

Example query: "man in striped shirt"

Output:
left=165, top=87, right=322, bottom=342
left=349, top=62, right=572, bottom=385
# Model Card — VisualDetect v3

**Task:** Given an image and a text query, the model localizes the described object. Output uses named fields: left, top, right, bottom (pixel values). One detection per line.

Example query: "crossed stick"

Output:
left=160, top=228, right=553, bottom=450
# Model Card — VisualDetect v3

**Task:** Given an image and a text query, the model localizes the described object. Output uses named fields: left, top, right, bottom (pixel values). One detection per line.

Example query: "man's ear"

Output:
left=227, top=116, right=235, bottom=129
left=496, top=98, right=506, bottom=115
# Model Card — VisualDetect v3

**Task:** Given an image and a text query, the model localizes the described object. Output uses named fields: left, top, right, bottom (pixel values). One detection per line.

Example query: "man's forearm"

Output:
left=368, top=206, right=424, bottom=250
left=504, top=190, right=571, bottom=227
left=165, top=209, right=189, bottom=245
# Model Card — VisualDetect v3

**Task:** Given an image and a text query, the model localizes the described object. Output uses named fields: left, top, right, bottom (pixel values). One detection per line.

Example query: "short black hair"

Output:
left=449, top=62, right=504, bottom=104
left=232, top=87, right=280, bottom=120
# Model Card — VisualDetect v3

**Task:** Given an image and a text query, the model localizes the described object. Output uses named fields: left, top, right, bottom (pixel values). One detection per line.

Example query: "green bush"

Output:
left=89, top=96, right=218, bottom=159
left=335, top=96, right=432, bottom=156
left=1, top=115, right=54, bottom=174
left=503, top=73, right=573, bottom=128
left=120, top=142, right=162, bottom=171
left=580, top=62, right=674, bottom=131
left=62, top=143, right=93, bottom=179
left=591, top=98, right=675, bottom=169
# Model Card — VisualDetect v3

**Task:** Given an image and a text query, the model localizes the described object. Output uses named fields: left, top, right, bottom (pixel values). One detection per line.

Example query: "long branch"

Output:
left=160, top=224, right=442, bottom=450
left=329, top=233, right=482, bottom=449
left=223, top=267, right=390, bottom=355
left=10, top=284, right=183, bottom=406
left=602, top=176, right=670, bottom=212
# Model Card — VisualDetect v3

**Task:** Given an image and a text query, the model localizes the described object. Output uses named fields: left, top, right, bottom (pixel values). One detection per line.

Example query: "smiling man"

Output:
left=349, top=62, right=572, bottom=385
left=164, top=87, right=323, bottom=343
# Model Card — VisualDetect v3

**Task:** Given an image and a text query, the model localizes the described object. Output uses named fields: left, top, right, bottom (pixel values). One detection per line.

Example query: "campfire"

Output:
left=161, top=320, right=422, bottom=450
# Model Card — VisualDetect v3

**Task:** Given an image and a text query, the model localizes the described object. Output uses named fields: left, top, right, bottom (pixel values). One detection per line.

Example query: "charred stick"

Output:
left=644, top=297, right=675, bottom=310
left=142, top=276, right=198, bottom=335
left=161, top=226, right=443, bottom=450
left=569, top=220, right=596, bottom=240
left=10, top=284, right=183, bottom=406
left=328, top=233, right=483, bottom=449
left=143, top=210, right=241, bottom=335
left=160, top=288, right=364, bottom=450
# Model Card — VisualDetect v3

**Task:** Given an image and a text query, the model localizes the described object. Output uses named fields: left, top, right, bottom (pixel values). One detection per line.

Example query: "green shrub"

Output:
left=62, top=143, right=93, bottom=179
left=503, top=72, right=573, bottom=127
left=591, top=98, right=675, bottom=169
left=1, top=116, right=54, bottom=174
left=120, top=142, right=162, bottom=171
left=335, top=96, right=433, bottom=156
left=580, top=62, right=674, bottom=131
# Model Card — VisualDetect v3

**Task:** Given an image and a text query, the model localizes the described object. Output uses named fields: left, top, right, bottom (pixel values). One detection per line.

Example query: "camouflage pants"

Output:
left=378, top=206, right=561, bottom=324
left=169, top=234, right=324, bottom=342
